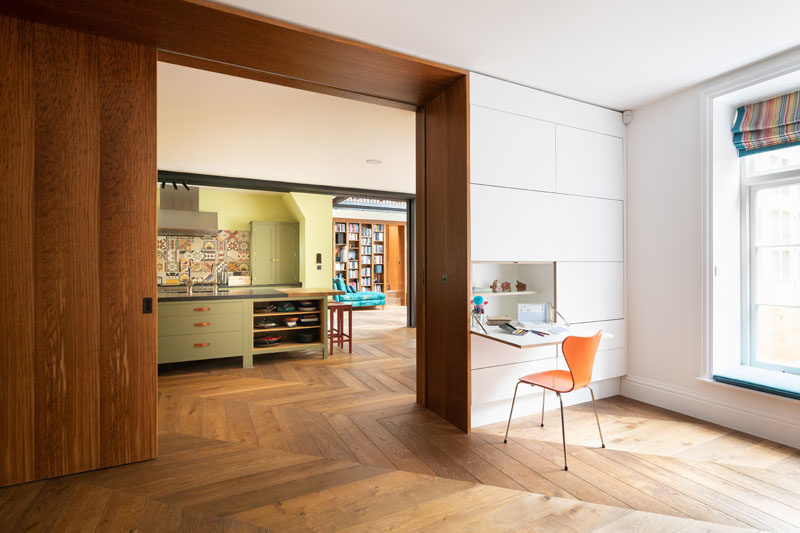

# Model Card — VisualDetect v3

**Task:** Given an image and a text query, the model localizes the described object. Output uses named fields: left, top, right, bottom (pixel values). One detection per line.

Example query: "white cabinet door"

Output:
left=471, top=358, right=557, bottom=406
left=472, top=334, right=556, bottom=370
left=471, top=185, right=623, bottom=262
left=592, top=348, right=627, bottom=381
left=471, top=105, right=555, bottom=191
left=556, top=126, right=624, bottom=200
left=556, top=262, right=624, bottom=323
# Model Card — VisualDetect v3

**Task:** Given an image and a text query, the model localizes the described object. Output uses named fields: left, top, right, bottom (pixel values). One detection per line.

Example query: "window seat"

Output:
left=713, top=365, right=800, bottom=401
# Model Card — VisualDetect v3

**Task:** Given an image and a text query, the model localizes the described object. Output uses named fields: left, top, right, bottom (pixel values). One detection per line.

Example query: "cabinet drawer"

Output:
left=158, top=313, right=242, bottom=337
left=159, top=300, right=243, bottom=317
left=158, top=331, right=243, bottom=364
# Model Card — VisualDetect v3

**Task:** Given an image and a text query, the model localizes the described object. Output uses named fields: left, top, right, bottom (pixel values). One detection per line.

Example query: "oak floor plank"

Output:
left=325, top=412, right=397, bottom=469
left=51, top=483, right=112, bottom=531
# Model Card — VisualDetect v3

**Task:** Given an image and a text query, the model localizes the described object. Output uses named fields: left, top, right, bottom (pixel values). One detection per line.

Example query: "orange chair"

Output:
left=503, top=330, right=605, bottom=470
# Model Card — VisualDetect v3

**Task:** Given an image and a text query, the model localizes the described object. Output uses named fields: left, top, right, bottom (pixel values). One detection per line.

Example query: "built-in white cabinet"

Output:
left=556, top=125, right=624, bottom=200
left=470, top=105, right=555, bottom=191
left=556, top=262, right=624, bottom=323
left=471, top=184, right=623, bottom=262
left=467, top=73, right=626, bottom=430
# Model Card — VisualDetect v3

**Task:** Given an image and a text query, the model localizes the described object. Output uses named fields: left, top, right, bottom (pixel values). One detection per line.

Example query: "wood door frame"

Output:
left=3, top=1, right=471, bottom=432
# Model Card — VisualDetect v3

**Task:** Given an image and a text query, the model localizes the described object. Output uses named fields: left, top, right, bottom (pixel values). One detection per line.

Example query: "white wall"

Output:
left=624, top=55, right=800, bottom=448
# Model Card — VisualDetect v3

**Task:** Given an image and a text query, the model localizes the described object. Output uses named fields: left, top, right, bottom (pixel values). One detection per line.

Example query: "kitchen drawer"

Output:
left=158, top=331, right=243, bottom=364
left=158, top=300, right=243, bottom=317
left=158, top=313, right=242, bottom=337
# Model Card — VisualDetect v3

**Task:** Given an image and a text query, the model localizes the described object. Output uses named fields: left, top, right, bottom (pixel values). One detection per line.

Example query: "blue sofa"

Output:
left=332, top=278, right=385, bottom=307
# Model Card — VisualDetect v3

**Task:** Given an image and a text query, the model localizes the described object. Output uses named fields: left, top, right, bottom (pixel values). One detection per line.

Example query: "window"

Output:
left=743, top=149, right=800, bottom=375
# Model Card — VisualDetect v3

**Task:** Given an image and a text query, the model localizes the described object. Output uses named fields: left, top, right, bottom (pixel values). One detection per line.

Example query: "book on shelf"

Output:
left=375, top=224, right=384, bottom=231
left=348, top=232, right=359, bottom=241
left=374, top=232, right=384, bottom=241
left=374, top=255, right=383, bottom=264
left=348, top=223, right=359, bottom=232
left=334, top=223, right=346, bottom=232
left=374, top=244, right=383, bottom=253
left=334, top=263, right=345, bottom=271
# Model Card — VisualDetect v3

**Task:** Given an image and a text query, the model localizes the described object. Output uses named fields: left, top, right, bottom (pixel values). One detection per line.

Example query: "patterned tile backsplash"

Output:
left=157, top=230, right=250, bottom=285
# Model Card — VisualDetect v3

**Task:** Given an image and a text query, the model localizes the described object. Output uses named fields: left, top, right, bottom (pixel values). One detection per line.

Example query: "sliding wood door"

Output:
left=0, top=15, right=157, bottom=486
left=418, top=77, right=471, bottom=431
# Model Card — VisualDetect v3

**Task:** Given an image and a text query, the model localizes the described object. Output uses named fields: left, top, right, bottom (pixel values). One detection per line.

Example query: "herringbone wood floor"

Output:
left=2, top=307, right=799, bottom=531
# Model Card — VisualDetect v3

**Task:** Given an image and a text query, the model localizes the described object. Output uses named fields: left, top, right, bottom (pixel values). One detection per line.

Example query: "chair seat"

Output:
left=519, top=369, right=574, bottom=393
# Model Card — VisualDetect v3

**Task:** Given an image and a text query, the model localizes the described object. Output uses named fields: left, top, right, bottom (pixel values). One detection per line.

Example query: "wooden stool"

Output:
left=328, top=302, right=352, bottom=354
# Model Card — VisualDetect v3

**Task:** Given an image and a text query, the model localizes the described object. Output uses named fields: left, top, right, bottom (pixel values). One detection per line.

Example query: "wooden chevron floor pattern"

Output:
left=2, top=306, right=800, bottom=531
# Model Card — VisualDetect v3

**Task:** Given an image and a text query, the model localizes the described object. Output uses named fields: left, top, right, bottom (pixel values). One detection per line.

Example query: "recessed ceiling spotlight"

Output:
left=365, top=159, right=383, bottom=165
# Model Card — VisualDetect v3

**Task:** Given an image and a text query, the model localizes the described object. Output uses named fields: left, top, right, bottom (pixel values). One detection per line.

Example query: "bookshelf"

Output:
left=333, top=220, right=386, bottom=293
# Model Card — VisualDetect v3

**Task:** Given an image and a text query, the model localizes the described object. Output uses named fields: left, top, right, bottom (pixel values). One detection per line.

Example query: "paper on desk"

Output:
left=510, top=320, right=567, bottom=334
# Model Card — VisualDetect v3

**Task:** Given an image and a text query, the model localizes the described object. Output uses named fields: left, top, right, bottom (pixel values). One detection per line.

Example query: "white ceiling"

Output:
left=158, top=62, right=415, bottom=193
left=215, top=0, right=800, bottom=110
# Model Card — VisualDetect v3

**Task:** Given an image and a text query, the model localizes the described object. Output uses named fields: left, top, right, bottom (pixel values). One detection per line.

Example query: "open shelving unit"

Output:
left=251, top=300, right=324, bottom=353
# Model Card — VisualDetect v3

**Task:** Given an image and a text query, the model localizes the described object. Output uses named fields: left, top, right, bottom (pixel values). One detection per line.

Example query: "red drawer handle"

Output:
left=194, top=342, right=210, bottom=348
left=194, top=307, right=211, bottom=312
left=194, top=322, right=211, bottom=327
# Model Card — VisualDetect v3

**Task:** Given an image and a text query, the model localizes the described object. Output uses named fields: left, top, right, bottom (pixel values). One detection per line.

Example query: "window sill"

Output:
left=712, top=365, right=800, bottom=401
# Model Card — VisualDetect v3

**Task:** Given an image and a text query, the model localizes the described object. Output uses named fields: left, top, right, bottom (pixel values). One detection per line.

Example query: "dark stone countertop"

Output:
left=157, top=286, right=288, bottom=302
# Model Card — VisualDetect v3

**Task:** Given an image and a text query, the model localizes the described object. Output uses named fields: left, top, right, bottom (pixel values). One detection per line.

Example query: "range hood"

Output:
left=158, top=186, right=218, bottom=236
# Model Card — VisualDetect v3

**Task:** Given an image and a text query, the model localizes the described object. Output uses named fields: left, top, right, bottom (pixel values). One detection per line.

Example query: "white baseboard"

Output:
left=471, top=377, right=620, bottom=430
left=621, top=375, right=800, bottom=449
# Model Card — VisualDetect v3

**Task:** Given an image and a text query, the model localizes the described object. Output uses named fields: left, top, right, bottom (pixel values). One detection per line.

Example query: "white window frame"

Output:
left=699, top=49, right=800, bottom=380
left=741, top=163, right=800, bottom=375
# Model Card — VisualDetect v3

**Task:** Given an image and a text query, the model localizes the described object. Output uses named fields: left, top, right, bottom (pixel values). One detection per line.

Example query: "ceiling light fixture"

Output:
left=365, top=159, right=382, bottom=165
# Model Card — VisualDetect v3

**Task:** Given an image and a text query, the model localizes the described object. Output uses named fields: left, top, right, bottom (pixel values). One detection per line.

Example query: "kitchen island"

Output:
left=158, top=287, right=344, bottom=368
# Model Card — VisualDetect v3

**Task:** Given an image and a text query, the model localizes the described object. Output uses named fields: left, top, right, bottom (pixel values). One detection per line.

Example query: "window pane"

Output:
left=755, top=246, right=800, bottom=306
left=755, top=183, right=800, bottom=245
left=755, top=305, right=800, bottom=370
left=747, top=145, right=800, bottom=175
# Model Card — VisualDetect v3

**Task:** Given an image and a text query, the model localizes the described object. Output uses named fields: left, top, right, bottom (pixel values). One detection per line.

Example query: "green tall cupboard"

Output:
left=250, top=221, right=300, bottom=285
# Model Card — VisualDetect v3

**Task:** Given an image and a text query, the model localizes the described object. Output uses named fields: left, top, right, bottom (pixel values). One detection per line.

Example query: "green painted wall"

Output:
left=282, top=192, right=333, bottom=289
left=198, top=189, right=296, bottom=230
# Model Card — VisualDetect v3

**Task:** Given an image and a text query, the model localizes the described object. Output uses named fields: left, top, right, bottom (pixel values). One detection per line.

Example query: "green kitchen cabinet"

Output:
left=250, top=221, right=299, bottom=285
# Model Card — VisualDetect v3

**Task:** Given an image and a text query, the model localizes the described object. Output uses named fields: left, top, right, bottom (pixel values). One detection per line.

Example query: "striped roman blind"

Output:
left=732, top=90, right=800, bottom=157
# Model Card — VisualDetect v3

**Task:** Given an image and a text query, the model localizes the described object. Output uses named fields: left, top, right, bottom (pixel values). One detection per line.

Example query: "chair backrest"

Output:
left=562, top=330, right=602, bottom=390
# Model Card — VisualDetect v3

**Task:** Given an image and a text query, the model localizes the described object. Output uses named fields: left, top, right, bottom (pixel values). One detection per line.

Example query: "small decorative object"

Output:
left=516, top=280, right=527, bottom=292
left=470, top=295, right=488, bottom=333
left=490, top=280, right=499, bottom=293
left=284, top=317, right=299, bottom=327
left=501, top=281, right=512, bottom=292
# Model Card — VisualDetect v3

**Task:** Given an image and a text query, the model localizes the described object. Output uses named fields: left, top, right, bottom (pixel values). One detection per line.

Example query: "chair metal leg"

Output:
left=588, top=386, right=605, bottom=448
left=503, top=381, right=521, bottom=444
left=558, top=393, right=568, bottom=471
left=540, top=387, right=546, bottom=427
